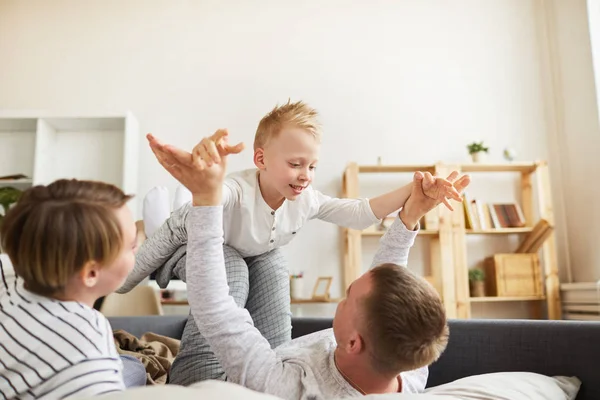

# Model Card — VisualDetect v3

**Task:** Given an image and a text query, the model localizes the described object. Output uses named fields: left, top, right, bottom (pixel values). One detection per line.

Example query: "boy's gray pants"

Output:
left=118, top=203, right=292, bottom=385
left=169, top=245, right=292, bottom=386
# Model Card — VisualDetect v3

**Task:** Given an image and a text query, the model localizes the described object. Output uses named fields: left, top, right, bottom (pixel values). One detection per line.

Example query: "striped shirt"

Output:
left=0, top=266, right=125, bottom=399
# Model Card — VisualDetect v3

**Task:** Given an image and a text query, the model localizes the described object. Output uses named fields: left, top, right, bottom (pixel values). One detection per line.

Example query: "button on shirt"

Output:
left=221, top=169, right=380, bottom=258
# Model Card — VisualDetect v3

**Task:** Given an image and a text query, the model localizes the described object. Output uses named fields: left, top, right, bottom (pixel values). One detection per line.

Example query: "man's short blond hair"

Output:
left=254, top=100, right=322, bottom=150
left=0, top=179, right=133, bottom=297
left=362, top=263, right=449, bottom=375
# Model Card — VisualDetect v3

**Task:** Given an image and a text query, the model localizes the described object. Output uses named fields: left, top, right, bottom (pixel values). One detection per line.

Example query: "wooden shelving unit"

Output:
left=341, top=161, right=562, bottom=320
left=451, top=161, right=561, bottom=320
left=341, top=162, right=458, bottom=318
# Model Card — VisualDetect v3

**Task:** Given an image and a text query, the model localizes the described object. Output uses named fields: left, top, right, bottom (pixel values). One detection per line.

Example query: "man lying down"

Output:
left=147, top=130, right=470, bottom=399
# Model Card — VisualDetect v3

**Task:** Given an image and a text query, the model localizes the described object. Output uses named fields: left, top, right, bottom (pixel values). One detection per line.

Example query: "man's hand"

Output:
left=400, top=171, right=471, bottom=230
left=147, top=129, right=245, bottom=206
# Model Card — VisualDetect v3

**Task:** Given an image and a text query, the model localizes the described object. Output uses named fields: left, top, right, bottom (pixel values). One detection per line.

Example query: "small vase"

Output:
left=470, top=281, right=485, bottom=297
left=471, top=152, right=486, bottom=163
left=290, top=278, right=304, bottom=300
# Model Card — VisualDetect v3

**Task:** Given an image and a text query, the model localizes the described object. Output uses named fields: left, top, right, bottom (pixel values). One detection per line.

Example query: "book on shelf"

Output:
left=462, top=194, right=526, bottom=229
left=515, top=219, right=552, bottom=253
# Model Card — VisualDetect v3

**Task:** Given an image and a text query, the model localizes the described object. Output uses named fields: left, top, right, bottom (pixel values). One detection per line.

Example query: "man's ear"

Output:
left=80, top=261, right=100, bottom=288
left=347, top=331, right=364, bottom=355
left=254, top=148, right=266, bottom=170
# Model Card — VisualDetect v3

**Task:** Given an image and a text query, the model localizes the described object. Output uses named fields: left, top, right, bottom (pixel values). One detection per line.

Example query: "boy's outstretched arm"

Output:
left=369, top=172, right=464, bottom=219
left=370, top=171, right=471, bottom=269
left=312, top=173, right=464, bottom=230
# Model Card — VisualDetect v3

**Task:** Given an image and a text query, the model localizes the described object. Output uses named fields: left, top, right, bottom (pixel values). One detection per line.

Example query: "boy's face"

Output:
left=96, top=205, right=138, bottom=296
left=257, top=127, right=320, bottom=201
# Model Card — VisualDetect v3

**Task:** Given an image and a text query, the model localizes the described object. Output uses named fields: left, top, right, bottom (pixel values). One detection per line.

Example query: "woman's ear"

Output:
left=80, top=261, right=100, bottom=288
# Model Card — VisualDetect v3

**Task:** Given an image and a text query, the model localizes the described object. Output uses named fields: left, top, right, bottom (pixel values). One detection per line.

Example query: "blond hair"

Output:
left=254, top=100, right=322, bottom=150
left=362, top=263, right=448, bottom=374
left=0, top=179, right=133, bottom=297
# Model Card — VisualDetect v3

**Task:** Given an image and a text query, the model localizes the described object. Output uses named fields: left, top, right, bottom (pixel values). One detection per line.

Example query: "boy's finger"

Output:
left=453, top=175, right=471, bottom=192
left=225, top=142, right=245, bottom=155
left=211, top=129, right=229, bottom=144
left=198, top=145, right=213, bottom=167
left=442, top=198, right=454, bottom=211
left=446, top=186, right=462, bottom=201
left=445, top=171, right=459, bottom=182
left=204, top=140, right=221, bottom=164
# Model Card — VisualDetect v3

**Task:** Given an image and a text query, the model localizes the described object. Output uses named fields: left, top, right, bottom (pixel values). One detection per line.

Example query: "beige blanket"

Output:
left=113, top=330, right=181, bottom=385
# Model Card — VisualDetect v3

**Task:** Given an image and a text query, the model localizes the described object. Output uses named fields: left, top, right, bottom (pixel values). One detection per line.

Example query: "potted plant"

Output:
left=469, top=268, right=486, bottom=297
left=467, top=142, right=489, bottom=163
left=0, top=187, right=22, bottom=226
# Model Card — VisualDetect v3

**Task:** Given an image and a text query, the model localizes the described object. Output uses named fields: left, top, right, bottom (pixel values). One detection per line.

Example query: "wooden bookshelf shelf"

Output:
left=469, top=296, right=546, bottom=302
left=466, top=228, right=533, bottom=235
left=362, top=228, right=439, bottom=237
left=459, top=162, right=539, bottom=174
left=358, top=165, right=436, bottom=173
left=0, top=179, right=33, bottom=185
left=160, top=300, right=189, bottom=306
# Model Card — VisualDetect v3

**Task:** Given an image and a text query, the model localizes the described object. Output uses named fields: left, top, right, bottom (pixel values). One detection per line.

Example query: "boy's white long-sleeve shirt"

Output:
left=202, top=168, right=379, bottom=257
left=185, top=205, right=428, bottom=400
left=117, top=168, right=381, bottom=294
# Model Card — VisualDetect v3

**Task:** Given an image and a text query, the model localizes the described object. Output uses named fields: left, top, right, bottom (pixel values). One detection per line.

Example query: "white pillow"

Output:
left=90, top=372, right=582, bottom=400
left=92, top=380, right=281, bottom=400
left=358, top=372, right=581, bottom=400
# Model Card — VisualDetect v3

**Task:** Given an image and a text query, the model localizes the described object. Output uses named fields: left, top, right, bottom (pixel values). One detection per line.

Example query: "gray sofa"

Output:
left=108, top=316, right=600, bottom=400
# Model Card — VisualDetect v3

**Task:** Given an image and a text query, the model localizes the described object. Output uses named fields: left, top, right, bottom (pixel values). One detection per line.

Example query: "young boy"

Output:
left=0, top=179, right=138, bottom=399
left=120, top=100, right=460, bottom=291
left=117, top=101, right=460, bottom=385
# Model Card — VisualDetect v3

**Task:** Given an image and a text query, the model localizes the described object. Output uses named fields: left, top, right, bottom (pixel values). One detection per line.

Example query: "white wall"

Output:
left=538, top=0, right=600, bottom=283
left=0, top=0, right=571, bottom=301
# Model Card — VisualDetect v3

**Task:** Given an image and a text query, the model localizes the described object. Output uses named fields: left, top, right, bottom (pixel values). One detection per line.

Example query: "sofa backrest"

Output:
left=108, top=316, right=599, bottom=400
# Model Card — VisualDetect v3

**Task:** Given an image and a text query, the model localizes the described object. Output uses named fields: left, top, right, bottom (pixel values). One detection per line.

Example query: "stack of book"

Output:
left=462, top=193, right=526, bottom=230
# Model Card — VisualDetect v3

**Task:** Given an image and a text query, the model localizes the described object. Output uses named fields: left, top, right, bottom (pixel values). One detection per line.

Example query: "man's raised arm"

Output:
left=146, top=130, right=302, bottom=395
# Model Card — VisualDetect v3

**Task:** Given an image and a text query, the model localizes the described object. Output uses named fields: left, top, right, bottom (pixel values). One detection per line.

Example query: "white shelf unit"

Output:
left=0, top=113, right=139, bottom=216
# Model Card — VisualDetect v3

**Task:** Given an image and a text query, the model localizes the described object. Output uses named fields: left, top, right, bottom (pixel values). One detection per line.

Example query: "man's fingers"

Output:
left=423, top=171, right=435, bottom=186
left=154, top=149, right=183, bottom=177
left=147, top=133, right=166, bottom=150
left=166, top=145, right=194, bottom=166
left=148, top=140, right=172, bottom=166
left=413, top=171, right=425, bottom=181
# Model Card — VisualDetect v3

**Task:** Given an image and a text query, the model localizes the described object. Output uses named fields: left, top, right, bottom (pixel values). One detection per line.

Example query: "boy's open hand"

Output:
left=400, top=170, right=471, bottom=230
left=421, top=172, right=464, bottom=211
left=147, top=129, right=245, bottom=206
